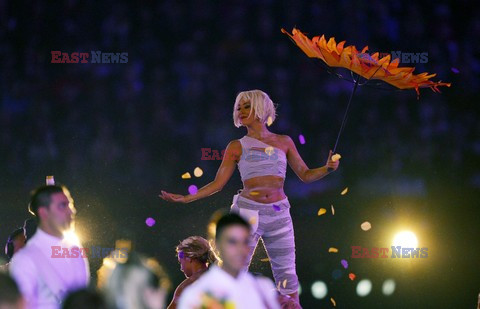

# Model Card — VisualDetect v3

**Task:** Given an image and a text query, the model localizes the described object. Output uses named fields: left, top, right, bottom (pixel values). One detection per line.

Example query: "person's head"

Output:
left=0, top=272, right=25, bottom=309
left=62, top=288, right=106, bottom=309
left=4, top=228, right=25, bottom=261
left=22, top=218, right=37, bottom=243
left=28, top=185, right=76, bottom=237
left=103, top=253, right=171, bottom=309
left=233, top=90, right=277, bottom=128
left=215, top=213, right=251, bottom=274
left=176, top=236, right=217, bottom=277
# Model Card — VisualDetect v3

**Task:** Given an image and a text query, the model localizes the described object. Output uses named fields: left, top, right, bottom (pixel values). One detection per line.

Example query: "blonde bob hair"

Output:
left=233, top=90, right=277, bottom=128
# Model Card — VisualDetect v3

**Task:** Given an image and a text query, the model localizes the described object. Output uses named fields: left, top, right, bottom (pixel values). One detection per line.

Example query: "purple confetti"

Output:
left=178, top=251, right=184, bottom=259
left=145, top=217, right=156, bottom=227
left=451, top=67, right=459, bottom=74
left=273, top=204, right=281, bottom=211
left=188, top=185, right=198, bottom=195
left=299, top=134, right=306, bottom=145
left=341, top=259, right=348, bottom=269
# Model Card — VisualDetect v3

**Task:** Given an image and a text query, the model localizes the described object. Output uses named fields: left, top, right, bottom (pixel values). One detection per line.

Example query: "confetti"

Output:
left=273, top=204, right=281, bottom=211
left=181, top=172, right=191, bottom=179
left=331, top=154, right=341, bottom=162
left=341, top=259, right=348, bottom=269
left=361, top=221, right=372, bottom=231
left=341, top=187, right=348, bottom=195
left=178, top=251, right=185, bottom=259
left=330, top=297, right=336, bottom=307
left=260, top=258, right=270, bottom=262
left=451, top=67, right=459, bottom=74
left=267, top=116, right=273, bottom=126
left=249, top=217, right=257, bottom=225
left=249, top=191, right=260, bottom=196
left=145, top=217, right=156, bottom=227
left=188, top=185, right=198, bottom=195
left=331, top=205, right=335, bottom=215
left=265, top=146, right=275, bottom=156
left=349, top=273, right=356, bottom=281
left=317, top=208, right=327, bottom=216
left=298, top=134, right=306, bottom=145
left=193, top=167, right=203, bottom=177
left=46, top=175, right=55, bottom=186
left=282, top=279, right=287, bottom=289
left=329, top=247, right=338, bottom=253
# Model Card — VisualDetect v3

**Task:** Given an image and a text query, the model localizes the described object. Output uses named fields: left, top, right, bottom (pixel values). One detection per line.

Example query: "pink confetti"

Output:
left=298, top=134, right=306, bottom=145
left=188, top=185, right=198, bottom=195
left=145, top=217, right=156, bottom=227
left=341, top=259, right=348, bottom=269
left=273, top=204, right=281, bottom=211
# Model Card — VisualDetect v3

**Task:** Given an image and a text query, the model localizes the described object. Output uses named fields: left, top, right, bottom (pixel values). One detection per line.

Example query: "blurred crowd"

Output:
left=0, top=0, right=478, bottom=192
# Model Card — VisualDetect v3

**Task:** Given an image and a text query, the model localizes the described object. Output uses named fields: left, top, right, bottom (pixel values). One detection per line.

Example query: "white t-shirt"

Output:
left=178, top=265, right=280, bottom=309
left=10, top=228, right=90, bottom=309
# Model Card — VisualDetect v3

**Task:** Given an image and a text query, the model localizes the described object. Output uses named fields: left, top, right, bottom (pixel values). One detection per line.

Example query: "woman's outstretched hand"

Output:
left=326, top=150, right=340, bottom=172
left=159, top=190, right=187, bottom=203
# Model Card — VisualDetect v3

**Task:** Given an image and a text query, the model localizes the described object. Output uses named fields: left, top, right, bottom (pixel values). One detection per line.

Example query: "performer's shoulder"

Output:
left=277, top=134, right=294, bottom=144
left=227, top=139, right=242, bottom=150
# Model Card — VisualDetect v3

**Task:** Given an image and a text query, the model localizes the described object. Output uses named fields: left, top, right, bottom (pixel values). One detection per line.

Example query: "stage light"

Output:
left=392, top=231, right=418, bottom=248
left=311, top=281, right=328, bottom=299
left=63, top=229, right=81, bottom=246
left=382, top=279, right=396, bottom=296
left=356, top=279, right=372, bottom=297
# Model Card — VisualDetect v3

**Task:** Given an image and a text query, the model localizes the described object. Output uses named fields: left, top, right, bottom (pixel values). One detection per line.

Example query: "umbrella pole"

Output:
left=328, top=74, right=360, bottom=170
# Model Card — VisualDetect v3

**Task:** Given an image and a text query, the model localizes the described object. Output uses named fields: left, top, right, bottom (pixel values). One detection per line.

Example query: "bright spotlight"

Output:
left=356, top=279, right=372, bottom=297
left=392, top=231, right=418, bottom=248
left=382, top=279, right=396, bottom=296
left=311, top=281, right=328, bottom=299
left=63, top=230, right=81, bottom=246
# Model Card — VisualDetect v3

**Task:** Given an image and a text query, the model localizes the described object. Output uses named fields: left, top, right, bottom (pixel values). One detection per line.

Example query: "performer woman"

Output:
left=160, top=90, right=340, bottom=306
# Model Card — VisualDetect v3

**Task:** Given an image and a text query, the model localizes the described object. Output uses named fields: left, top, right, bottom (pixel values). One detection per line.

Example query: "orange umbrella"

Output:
left=281, top=28, right=451, bottom=96
left=281, top=27, right=451, bottom=160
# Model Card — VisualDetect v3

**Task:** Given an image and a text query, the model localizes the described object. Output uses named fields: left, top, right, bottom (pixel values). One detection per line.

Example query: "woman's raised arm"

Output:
left=159, top=140, right=242, bottom=203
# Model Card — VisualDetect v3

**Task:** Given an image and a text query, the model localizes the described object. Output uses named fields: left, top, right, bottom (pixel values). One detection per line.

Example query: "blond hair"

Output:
left=176, top=236, right=217, bottom=265
left=233, top=90, right=277, bottom=128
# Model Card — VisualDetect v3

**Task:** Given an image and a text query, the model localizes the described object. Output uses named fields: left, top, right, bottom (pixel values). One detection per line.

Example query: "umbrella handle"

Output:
left=331, top=73, right=361, bottom=154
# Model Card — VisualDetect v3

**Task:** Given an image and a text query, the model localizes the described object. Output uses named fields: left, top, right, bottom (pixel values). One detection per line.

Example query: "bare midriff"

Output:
left=240, top=175, right=286, bottom=203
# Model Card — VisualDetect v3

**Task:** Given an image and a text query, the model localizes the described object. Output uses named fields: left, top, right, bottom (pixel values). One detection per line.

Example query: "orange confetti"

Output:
left=249, top=191, right=260, bottom=196
left=267, top=116, right=273, bottom=126
left=193, top=167, right=203, bottom=177
left=331, top=205, right=335, bottom=215
left=330, top=297, right=336, bottom=307
left=265, top=146, right=275, bottom=156
left=249, top=217, right=257, bottom=225
left=282, top=279, right=287, bottom=289
left=181, top=172, right=191, bottom=179
left=317, top=208, right=327, bottom=216
left=349, top=273, right=356, bottom=281
left=341, top=187, right=348, bottom=195
left=361, top=221, right=372, bottom=231
left=331, top=153, right=341, bottom=162
left=260, top=258, right=270, bottom=262
left=328, top=247, right=338, bottom=253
